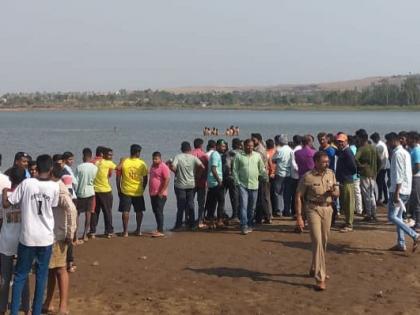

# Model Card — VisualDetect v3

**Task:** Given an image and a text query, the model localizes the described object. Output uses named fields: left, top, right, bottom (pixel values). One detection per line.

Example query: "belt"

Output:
left=307, top=201, right=332, bottom=207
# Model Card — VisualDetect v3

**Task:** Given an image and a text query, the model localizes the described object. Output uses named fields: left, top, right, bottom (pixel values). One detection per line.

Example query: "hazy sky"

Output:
left=1, top=0, right=420, bottom=93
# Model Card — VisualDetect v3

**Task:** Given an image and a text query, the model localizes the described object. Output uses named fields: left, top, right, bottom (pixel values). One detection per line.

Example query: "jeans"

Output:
left=174, top=187, right=195, bottom=228
left=410, top=177, right=420, bottom=228
left=194, top=187, right=206, bottom=223
left=273, top=175, right=285, bottom=213
left=0, top=254, right=30, bottom=313
left=376, top=169, right=389, bottom=203
left=206, top=186, right=225, bottom=220
left=11, top=243, right=52, bottom=315
left=388, top=193, right=418, bottom=248
left=151, top=195, right=167, bottom=232
left=238, top=185, right=258, bottom=230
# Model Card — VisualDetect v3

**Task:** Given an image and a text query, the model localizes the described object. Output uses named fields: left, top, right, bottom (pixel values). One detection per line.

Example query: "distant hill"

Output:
left=165, top=74, right=410, bottom=94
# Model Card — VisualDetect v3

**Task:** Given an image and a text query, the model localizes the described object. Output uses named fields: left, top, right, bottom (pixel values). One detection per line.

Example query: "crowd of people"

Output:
left=0, top=128, right=419, bottom=313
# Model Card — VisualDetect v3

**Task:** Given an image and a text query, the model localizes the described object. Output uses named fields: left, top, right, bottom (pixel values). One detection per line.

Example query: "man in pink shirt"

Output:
left=149, top=152, right=170, bottom=237
left=191, top=138, right=208, bottom=228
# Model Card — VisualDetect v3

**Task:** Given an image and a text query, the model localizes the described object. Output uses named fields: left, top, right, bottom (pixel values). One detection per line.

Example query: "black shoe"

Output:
left=272, top=212, right=281, bottom=217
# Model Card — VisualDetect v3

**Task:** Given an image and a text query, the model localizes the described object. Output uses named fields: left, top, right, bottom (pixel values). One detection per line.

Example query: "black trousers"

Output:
left=224, top=178, right=239, bottom=218
left=376, top=169, right=388, bottom=202
left=151, top=195, right=167, bottom=232
left=174, top=187, right=195, bottom=228
left=255, top=180, right=272, bottom=223
left=289, top=178, right=299, bottom=216
left=90, top=192, right=114, bottom=234
left=206, top=186, right=226, bottom=220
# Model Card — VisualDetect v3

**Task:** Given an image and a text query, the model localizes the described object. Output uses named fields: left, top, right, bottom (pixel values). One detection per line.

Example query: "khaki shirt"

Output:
left=297, top=169, right=338, bottom=207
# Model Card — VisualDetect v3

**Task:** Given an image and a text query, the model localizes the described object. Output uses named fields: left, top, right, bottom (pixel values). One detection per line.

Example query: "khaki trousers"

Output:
left=306, top=206, right=333, bottom=282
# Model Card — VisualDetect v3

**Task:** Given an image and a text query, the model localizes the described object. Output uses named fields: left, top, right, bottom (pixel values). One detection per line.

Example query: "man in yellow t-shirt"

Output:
left=91, top=147, right=116, bottom=238
left=116, top=144, right=148, bottom=237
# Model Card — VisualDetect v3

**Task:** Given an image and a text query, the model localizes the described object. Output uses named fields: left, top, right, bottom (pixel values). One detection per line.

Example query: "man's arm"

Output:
left=211, top=166, right=222, bottom=186
left=142, top=175, right=148, bottom=192
left=295, top=191, right=305, bottom=231
left=158, top=174, right=170, bottom=197
left=2, top=188, right=10, bottom=209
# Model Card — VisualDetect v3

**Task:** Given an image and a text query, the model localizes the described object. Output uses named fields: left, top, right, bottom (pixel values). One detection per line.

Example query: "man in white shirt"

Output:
left=371, top=132, right=390, bottom=204
left=272, top=134, right=294, bottom=217
left=385, top=132, right=419, bottom=253
left=2, top=154, right=59, bottom=315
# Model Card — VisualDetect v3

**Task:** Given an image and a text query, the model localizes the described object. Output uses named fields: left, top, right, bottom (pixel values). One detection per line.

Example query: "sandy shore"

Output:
left=42, top=207, right=420, bottom=315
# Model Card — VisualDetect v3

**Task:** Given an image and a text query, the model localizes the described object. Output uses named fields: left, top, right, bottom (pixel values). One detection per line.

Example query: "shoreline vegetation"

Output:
left=3, top=104, right=420, bottom=112
left=2, top=74, right=420, bottom=112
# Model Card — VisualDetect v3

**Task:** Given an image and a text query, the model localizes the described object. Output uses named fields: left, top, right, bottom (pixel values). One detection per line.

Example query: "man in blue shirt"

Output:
left=408, top=131, right=420, bottom=231
left=317, top=132, right=336, bottom=170
left=206, top=139, right=227, bottom=228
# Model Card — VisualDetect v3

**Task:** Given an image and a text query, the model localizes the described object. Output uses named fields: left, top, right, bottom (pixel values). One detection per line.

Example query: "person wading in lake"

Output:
left=295, top=151, right=339, bottom=291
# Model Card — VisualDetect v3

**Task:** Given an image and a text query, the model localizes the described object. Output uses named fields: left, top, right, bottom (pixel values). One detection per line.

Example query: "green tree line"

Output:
left=2, top=76, right=420, bottom=108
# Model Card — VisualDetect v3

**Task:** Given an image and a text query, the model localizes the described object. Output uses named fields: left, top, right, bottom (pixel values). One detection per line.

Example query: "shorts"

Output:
left=76, top=196, right=95, bottom=213
left=49, top=241, right=68, bottom=269
left=118, top=193, right=146, bottom=213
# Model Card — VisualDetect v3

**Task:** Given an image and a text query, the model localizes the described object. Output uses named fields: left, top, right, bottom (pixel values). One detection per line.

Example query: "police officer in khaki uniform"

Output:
left=295, top=151, right=339, bottom=290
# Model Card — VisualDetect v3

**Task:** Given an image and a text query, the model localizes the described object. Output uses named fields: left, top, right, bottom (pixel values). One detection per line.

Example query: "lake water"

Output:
left=0, top=109, right=419, bottom=233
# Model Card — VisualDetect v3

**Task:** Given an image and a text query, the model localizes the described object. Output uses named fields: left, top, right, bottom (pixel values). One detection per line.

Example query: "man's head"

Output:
left=206, top=140, right=216, bottom=152
left=9, top=167, right=26, bottom=189
left=216, top=139, right=227, bottom=154
left=28, top=160, right=38, bottom=178
left=251, top=133, right=263, bottom=147
left=266, top=139, right=275, bottom=150
left=130, top=144, right=142, bottom=158
left=36, top=154, right=53, bottom=176
left=243, top=139, right=254, bottom=154
left=181, top=141, right=191, bottom=153
left=51, top=163, right=64, bottom=181
left=302, top=135, right=314, bottom=147
left=313, top=151, right=329, bottom=173
left=336, top=133, right=348, bottom=151
left=232, top=138, right=242, bottom=150
left=399, top=131, right=408, bottom=147
left=406, top=131, right=419, bottom=148
left=103, top=148, right=113, bottom=160
left=355, top=129, right=368, bottom=146
left=370, top=132, right=380, bottom=144
left=274, top=134, right=288, bottom=147
left=95, top=146, right=105, bottom=158
left=52, top=154, right=64, bottom=169
left=62, top=151, right=75, bottom=166
left=193, top=138, right=204, bottom=149
left=14, top=152, right=29, bottom=170
left=293, top=135, right=303, bottom=147
left=152, top=151, right=162, bottom=166
left=385, top=132, right=400, bottom=150
left=317, top=132, right=329, bottom=148
left=82, top=148, right=93, bottom=162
